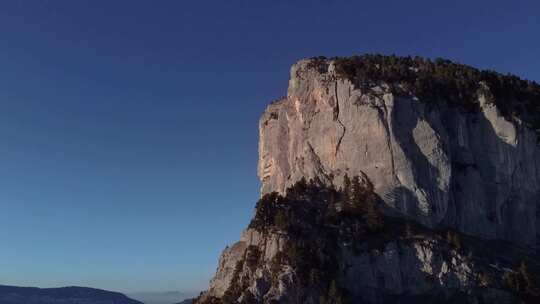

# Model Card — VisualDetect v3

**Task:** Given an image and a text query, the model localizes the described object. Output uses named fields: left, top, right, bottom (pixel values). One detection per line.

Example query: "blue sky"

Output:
left=0, top=0, right=538, bottom=294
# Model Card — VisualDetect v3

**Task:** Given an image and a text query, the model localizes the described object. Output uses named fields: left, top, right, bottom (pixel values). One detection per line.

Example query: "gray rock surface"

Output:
left=258, top=59, right=540, bottom=246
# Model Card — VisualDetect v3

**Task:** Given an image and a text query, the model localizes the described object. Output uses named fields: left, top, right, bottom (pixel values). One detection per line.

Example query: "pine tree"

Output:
left=446, top=231, right=461, bottom=250
left=327, top=279, right=345, bottom=304
left=366, top=201, right=383, bottom=232
left=342, top=174, right=351, bottom=202
left=452, top=233, right=461, bottom=250
left=405, top=222, right=413, bottom=238
left=446, top=231, right=453, bottom=244
left=285, top=177, right=308, bottom=199
left=240, top=290, right=257, bottom=304
left=328, top=280, right=339, bottom=299
left=518, top=260, right=539, bottom=296
left=365, top=191, right=383, bottom=232
left=274, top=209, right=289, bottom=231
left=350, top=175, right=363, bottom=212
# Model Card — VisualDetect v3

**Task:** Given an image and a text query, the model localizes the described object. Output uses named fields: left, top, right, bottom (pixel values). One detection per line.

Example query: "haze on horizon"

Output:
left=0, top=0, right=538, bottom=295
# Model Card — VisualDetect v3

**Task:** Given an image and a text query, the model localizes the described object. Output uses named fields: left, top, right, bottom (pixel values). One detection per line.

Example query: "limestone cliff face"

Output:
left=196, top=56, right=540, bottom=304
left=258, top=59, right=540, bottom=246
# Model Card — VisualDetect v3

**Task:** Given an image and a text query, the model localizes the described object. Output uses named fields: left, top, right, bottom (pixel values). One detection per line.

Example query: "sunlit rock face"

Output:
left=258, top=58, right=540, bottom=246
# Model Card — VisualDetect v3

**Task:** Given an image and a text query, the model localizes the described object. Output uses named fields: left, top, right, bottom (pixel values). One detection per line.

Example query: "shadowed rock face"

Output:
left=258, top=58, right=540, bottom=246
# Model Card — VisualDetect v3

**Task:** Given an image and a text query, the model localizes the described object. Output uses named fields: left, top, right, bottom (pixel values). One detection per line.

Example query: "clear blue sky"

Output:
left=0, top=0, right=538, bottom=294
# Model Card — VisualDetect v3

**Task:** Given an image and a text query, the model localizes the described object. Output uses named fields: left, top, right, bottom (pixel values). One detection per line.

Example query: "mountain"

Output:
left=194, top=55, right=540, bottom=303
left=0, top=285, right=143, bottom=304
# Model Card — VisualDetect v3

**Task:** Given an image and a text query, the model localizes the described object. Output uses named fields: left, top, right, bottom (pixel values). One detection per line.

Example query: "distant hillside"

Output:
left=0, top=285, right=143, bottom=304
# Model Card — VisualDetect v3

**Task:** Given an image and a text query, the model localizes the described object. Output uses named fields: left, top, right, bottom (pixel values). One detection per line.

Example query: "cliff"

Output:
left=196, top=55, right=540, bottom=304
left=259, top=55, right=540, bottom=246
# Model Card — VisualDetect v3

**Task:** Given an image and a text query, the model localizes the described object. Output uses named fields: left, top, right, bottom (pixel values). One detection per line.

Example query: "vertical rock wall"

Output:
left=258, top=59, right=540, bottom=246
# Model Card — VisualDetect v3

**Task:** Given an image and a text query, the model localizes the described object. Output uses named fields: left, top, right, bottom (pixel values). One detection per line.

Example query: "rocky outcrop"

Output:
left=208, top=229, right=286, bottom=297
left=197, top=55, right=540, bottom=304
left=258, top=58, right=540, bottom=246
left=205, top=230, right=517, bottom=303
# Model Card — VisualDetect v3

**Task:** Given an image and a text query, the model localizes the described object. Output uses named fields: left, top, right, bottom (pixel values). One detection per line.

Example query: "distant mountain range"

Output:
left=0, top=285, right=143, bottom=304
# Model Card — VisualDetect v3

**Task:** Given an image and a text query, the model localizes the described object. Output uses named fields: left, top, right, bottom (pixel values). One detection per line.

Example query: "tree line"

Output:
left=249, top=175, right=384, bottom=234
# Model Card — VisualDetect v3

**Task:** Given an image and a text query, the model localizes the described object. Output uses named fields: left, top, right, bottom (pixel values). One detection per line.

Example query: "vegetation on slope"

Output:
left=249, top=175, right=383, bottom=234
